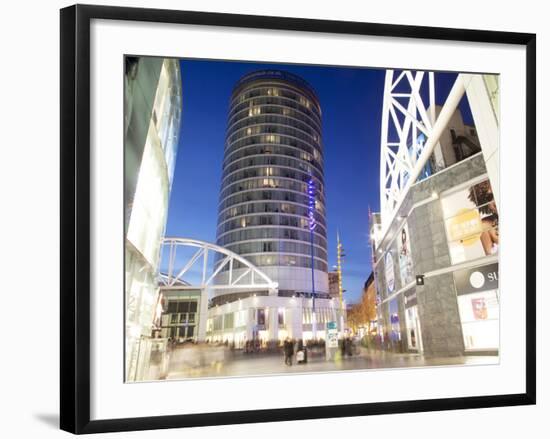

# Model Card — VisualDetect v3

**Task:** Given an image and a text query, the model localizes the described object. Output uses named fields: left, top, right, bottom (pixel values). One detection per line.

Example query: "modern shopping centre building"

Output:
left=206, top=70, right=344, bottom=346
left=371, top=73, right=500, bottom=358
left=124, top=57, right=182, bottom=380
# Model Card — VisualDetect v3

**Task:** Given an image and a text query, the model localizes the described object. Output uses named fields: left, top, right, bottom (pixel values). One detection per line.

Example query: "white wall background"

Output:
left=0, top=0, right=546, bottom=437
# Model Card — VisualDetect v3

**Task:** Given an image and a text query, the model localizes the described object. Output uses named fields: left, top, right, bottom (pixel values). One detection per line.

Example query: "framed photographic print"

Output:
left=60, top=4, right=536, bottom=434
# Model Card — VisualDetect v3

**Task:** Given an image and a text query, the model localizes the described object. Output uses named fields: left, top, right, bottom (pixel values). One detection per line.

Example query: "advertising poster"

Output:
left=397, top=222, right=414, bottom=286
left=385, top=252, right=395, bottom=294
left=441, top=179, right=499, bottom=264
left=471, top=298, right=488, bottom=320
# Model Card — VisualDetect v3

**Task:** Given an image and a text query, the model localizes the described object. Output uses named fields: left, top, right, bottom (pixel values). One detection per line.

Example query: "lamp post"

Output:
left=337, top=231, right=345, bottom=334
left=307, top=178, right=317, bottom=340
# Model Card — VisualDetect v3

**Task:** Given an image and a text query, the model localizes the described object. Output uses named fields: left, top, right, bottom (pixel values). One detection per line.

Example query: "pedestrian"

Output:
left=283, top=337, right=294, bottom=366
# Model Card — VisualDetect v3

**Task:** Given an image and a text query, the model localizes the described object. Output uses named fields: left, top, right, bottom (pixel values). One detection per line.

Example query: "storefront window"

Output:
left=441, top=178, right=499, bottom=264
left=234, top=310, right=247, bottom=327
left=278, top=308, right=285, bottom=325
left=257, top=308, right=266, bottom=326
left=388, top=298, right=401, bottom=345
left=404, top=303, right=422, bottom=352
left=457, top=289, right=499, bottom=351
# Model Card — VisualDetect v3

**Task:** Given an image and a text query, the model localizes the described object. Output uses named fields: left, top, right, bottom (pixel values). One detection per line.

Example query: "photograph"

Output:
left=124, top=56, right=500, bottom=383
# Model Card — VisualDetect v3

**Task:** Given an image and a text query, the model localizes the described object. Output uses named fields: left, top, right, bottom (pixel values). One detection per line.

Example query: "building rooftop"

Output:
left=232, top=69, right=319, bottom=104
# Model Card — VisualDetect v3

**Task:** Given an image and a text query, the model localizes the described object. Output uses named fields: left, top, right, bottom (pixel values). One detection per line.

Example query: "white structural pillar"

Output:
left=268, top=306, right=279, bottom=342
left=290, top=300, right=303, bottom=340
left=463, top=74, right=500, bottom=209
left=246, top=308, right=255, bottom=342
left=197, top=288, right=210, bottom=342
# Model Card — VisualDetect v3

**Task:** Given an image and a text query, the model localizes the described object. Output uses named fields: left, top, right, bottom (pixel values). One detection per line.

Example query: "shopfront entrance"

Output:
left=388, top=298, right=402, bottom=351
left=403, top=290, right=423, bottom=353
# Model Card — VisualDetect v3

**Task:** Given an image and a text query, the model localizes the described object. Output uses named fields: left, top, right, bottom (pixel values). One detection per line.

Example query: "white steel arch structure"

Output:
left=380, top=70, right=437, bottom=224
left=379, top=70, right=470, bottom=232
left=159, top=237, right=278, bottom=291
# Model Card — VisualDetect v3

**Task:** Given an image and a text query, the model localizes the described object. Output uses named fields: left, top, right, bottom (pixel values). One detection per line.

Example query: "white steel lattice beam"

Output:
left=158, top=237, right=278, bottom=291
left=379, top=70, right=466, bottom=234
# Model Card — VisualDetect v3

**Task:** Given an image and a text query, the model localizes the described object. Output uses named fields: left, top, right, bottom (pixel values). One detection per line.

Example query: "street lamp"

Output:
left=337, top=231, right=345, bottom=334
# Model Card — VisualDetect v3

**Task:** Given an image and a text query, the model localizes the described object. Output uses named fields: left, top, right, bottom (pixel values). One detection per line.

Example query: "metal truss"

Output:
left=159, top=237, right=278, bottom=291
left=380, top=70, right=437, bottom=225
left=379, top=70, right=467, bottom=231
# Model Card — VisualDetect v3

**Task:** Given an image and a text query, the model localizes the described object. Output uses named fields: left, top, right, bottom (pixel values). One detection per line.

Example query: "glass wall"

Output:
left=125, top=58, right=182, bottom=381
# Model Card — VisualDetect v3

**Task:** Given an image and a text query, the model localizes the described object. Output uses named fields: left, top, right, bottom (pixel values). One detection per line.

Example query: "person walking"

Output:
left=283, top=337, right=294, bottom=366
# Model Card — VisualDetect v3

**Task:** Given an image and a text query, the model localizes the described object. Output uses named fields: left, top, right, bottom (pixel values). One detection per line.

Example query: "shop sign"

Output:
left=326, top=321, right=338, bottom=348
left=453, top=263, right=499, bottom=296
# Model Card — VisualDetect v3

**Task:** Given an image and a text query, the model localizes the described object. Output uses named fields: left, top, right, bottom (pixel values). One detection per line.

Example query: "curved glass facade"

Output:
left=214, top=71, right=329, bottom=299
left=124, top=58, right=182, bottom=381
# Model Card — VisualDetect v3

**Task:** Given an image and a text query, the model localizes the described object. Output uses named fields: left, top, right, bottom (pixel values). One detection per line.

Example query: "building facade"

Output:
left=372, top=151, right=499, bottom=358
left=159, top=288, right=205, bottom=342
left=208, top=70, right=341, bottom=345
left=124, top=57, right=182, bottom=381
left=373, top=70, right=500, bottom=360
left=428, top=106, right=481, bottom=172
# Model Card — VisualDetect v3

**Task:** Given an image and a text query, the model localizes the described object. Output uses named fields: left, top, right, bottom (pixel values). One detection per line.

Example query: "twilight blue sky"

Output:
left=165, top=59, right=470, bottom=303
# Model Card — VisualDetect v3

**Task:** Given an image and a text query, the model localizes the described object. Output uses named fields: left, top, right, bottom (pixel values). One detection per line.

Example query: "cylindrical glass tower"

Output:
left=213, top=70, right=329, bottom=305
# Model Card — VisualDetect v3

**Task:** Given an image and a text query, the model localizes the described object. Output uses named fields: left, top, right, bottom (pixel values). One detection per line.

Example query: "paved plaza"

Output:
left=163, top=344, right=497, bottom=380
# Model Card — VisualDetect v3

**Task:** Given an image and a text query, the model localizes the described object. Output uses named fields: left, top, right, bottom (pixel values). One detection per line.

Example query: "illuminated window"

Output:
left=248, top=106, right=261, bottom=116
left=264, top=134, right=279, bottom=143
left=299, top=96, right=311, bottom=109
left=267, top=88, right=279, bottom=96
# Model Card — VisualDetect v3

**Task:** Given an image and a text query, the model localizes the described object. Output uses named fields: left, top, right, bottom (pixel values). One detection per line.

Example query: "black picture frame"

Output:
left=60, top=4, right=536, bottom=434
